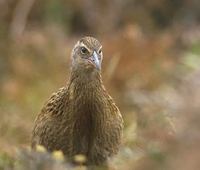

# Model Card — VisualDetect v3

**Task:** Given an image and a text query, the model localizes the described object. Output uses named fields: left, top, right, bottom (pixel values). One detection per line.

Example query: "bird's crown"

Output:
left=73, top=36, right=102, bottom=52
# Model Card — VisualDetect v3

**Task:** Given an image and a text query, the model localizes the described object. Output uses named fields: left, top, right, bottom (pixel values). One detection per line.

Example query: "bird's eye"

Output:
left=98, top=49, right=102, bottom=54
left=81, top=47, right=88, bottom=54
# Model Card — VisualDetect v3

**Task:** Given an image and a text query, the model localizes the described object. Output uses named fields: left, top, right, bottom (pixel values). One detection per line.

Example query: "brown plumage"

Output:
left=31, top=36, right=123, bottom=165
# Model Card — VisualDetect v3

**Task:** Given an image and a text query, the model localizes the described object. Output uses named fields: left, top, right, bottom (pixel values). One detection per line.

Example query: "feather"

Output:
left=31, top=37, right=123, bottom=165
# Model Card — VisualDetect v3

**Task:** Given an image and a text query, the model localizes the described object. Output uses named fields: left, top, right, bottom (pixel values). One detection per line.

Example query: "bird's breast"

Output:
left=72, top=109, right=96, bottom=155
left=70, top=85, right=104, bottom=155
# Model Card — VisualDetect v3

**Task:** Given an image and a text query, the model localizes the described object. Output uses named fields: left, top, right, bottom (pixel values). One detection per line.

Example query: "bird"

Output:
left=31, top=36, right=123, bottom=166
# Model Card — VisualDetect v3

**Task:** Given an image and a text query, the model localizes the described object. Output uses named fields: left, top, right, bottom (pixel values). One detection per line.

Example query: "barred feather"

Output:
left=31, top=37, right=123, bottom=165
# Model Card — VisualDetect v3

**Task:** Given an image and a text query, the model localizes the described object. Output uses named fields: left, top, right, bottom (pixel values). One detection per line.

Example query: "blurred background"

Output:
left=0, top=0, right=200, bottom=169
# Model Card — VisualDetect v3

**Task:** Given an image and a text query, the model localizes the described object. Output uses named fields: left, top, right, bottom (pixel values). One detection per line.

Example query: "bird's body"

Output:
left=31, top=37, right=123, bottom=165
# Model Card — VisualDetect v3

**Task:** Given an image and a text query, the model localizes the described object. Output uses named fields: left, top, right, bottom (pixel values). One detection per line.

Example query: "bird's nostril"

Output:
left=89, top=57, right=95, bottom=62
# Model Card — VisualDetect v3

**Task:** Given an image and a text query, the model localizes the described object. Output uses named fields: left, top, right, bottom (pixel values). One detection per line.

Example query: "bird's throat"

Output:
left=69, top=67, right=102, bottom=91
left=68, top=68, right=105, bottom=116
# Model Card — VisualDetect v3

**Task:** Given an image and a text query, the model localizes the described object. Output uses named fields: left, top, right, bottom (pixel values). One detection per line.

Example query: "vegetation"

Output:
left=0, top=0, right=200, bottom=169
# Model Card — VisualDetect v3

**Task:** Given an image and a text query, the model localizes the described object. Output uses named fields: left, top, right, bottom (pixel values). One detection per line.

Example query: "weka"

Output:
left=31, top=36, right=123, bottom=165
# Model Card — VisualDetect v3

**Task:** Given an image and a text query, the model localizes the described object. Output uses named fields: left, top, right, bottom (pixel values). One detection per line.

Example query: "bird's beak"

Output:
left=90, top=51, right=101, bottom=70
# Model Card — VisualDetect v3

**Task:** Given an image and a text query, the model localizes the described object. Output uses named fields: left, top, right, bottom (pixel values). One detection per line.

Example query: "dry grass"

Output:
left=0, top=25, right=200, bottom=169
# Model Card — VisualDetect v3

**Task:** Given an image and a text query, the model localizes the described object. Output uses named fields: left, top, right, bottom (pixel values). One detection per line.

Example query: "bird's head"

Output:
left=71, top=36, right=103, bottom=72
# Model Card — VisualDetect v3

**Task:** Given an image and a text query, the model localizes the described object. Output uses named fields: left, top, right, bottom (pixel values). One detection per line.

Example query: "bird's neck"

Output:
left=69, top=67, right=103, bottom=91
left=67, top=68, right=106, bottom=106
left=67, top=67, right=106, bottom=121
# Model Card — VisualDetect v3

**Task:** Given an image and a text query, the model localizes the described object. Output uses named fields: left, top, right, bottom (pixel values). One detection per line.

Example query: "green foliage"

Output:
left=0, top=152, right=14, bottom=169
left=43, top=0, right=72, bottom=30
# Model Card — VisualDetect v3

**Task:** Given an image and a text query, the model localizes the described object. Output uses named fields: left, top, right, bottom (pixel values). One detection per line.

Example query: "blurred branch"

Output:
left=10, top=0, right=35, bottom=40
left=105, top=53, right=121, bottom=82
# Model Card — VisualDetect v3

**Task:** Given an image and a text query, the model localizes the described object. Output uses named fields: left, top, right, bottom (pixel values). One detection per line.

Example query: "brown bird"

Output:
left=31, top=36, right=123, bottom=165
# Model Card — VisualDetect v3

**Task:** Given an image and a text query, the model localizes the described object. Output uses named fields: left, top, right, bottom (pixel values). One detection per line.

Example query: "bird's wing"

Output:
left=97, top=92, right=124, bottom=155
left=31, top=87, right=68, bottom=148
left=106, top=94, right=124, bottom=136
left=106, top=99, right=124, bottom=155
left=41, top=87, right=68, bottom=117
